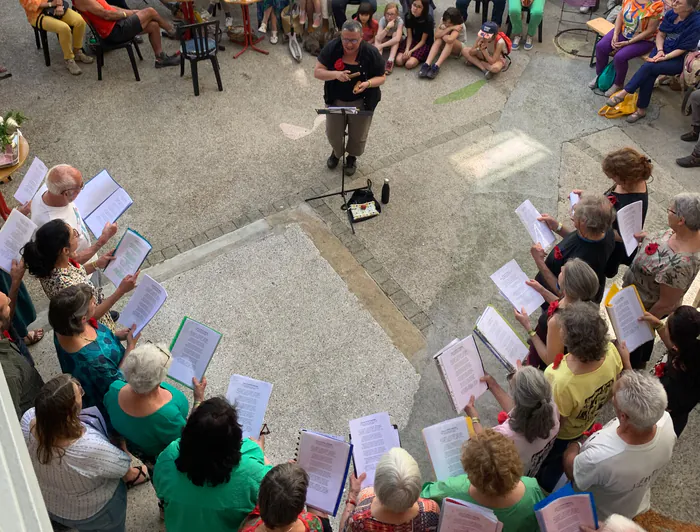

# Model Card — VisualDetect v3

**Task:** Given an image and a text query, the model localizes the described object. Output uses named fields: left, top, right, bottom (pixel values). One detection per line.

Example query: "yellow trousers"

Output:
left=32, top=9, right=86, bottom=61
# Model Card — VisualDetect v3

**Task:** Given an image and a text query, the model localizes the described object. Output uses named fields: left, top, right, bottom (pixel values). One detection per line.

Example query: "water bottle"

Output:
left=381, top=178, right=390, bottom=205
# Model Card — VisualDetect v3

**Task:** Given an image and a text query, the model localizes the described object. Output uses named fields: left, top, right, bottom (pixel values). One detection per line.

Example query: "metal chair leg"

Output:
left=590, top=34, right=601, bottom=67
left=211, top=56, right=223, bottom=91
left=126, top=44, right=140, bottom=81
left=97, top=48, right=104, bottom=80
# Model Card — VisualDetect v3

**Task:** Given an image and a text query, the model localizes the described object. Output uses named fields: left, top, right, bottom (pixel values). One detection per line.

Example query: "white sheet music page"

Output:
left=349, top=412, right=401, bottom=487
left=168, top=318, right=222, bottom=388
left=85, top=187, right=133, bottom=238
left=117, top=274, right=167, bottom=336
left=74, top=169, right=120, bottom=218
left=438, top=498, right=501, bottom=532
left=515, top=200, right=557, bottom=249
left=616, top=200, right=643, bottom=257
left=475, top=307, right=529, bottom=370
left=225, top=375, right=273, bottom=439
left=607, top=286, right=654, bottom=352
left=13, top=157, right=47, bottom=205
left=103, top=229, right=152, bottom=286
left=0, top=210, right=37, bottom=273
left=422, top=417, right=471, bottom=481
left=438, top=336, right=487, bottom=411
left=490, top=259, right=544, bottom=315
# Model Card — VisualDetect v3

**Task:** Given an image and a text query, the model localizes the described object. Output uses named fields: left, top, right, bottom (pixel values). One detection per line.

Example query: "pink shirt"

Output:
left=492, top=403, right=560, bottom=477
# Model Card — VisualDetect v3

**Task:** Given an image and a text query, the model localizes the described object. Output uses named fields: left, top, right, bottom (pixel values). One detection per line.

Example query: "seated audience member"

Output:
left=564, top=371, right=676, bottom=520
left=508, top=0, right=546, bottom=51
left=353, top=2, right=379, bottom=43
left=456, top=0, right=505, bottom=28
left=536, top=302, right=631, bottom=492
left=589, top=0, right=663, bottom=96
left=19, top=0, right=95, bottom=75
left=605, top=0, right=700, bottom=123
left=642, top=306, right=700, bottom=436
left=676, top=88, right=700, bottom=168
left=421, top=429, right=543, bottom=531
left=23, top=220, right=137, bottom=333
left=532, top=194, right=616, bottom=303
left=419, top=7, right=466, bottom=79
left=48, top=284, right=139, bottom=414
left=466, top=365, right=560, bottom=477
left=154, top=397, right=273, bottom=532
left=343, top=447, right=439, bottom=531
left=462, top=22, right=509, bottom=79
left=239, top=463, right=332, bottom=532
left=0, top=288, right=44, bottom=419
left=374, top=3, right=404, bottom=74
left=513, top=259, right=599, bottom=369
left=71, top=0, right=181, bottom=68
left=22, top=375, right=148, bottom=531
left=31, top=164, right=118, bottom=265
left=395, top=0, right=434, bottom=70
left=622, top=192, right=700, bottom=368
left=0, top=257, right=44, bottom=356
left=104, top=343, right=207, bottom=463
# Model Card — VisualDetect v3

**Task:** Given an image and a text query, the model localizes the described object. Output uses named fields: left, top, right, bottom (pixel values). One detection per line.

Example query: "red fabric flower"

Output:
left=583, top=422, right=604, bottom=437
left=69, top=258, right=81, bottom=268
left=88, top=318, right=99, bottom=330
left=497, top=411, right=509, bottom=425
left=654, top=362, right=666, bottom=378
left=2, top=330, right=11, bottom=340
left=553, top=246, right=563, bottom=260
left=645, top=242, right=659, bottom=255
left=334, top=59, right=345, bottom=71
left=547, top=300, right=560, bottom=318
left=607, top=194, right=618, bottom=206
left=552, top=353, right=564, bottom=369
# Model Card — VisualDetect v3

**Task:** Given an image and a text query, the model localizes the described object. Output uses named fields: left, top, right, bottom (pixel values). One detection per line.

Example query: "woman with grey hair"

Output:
left=341, top=447, right=440, bottom=531
left=104, top=342, right=207, bottom=462
left=531, top=193, right=616, bottom=304
left=465, top=365, right=559, bottom=477
left=623, top=192, right=700, bottom=369
left=314, top=19, right=386, bottom=176
left=513, top=258, right=599, bottom=369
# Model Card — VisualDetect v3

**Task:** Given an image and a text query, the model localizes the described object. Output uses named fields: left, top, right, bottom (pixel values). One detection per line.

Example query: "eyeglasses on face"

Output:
left=62, top=182, right=85, bottom=194
left=342, top=38, right=360, bottom=44
left=668, top=207, right=678, bottom=216
left=71, top=378, right=85, bottom=397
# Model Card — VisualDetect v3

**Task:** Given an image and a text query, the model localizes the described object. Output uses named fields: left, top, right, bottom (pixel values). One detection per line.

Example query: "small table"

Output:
left=224, top=0, right=268, bottom=58
left=0, top=136, right=29, bottom=220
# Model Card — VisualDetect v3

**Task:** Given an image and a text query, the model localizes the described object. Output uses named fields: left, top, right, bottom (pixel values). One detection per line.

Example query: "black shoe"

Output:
left=418, top=63, right=430, bottom=78
left=110, top=310, right=120, bottom=322
left=155, top=52, right=180, bottom=68
left=327, top=152, right=340, bottom=169
left=427, top=63, right=439, bottom=79
left=676, top=154, right=700, bottom=168
left=680, top=128, right=700, bottom=142
left=344, top=155, right=357, bottom=176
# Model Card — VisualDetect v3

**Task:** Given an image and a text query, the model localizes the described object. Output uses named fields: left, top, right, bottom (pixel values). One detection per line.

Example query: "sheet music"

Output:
left=103, top=229, right=151, bottom=286
left=515, top=200, right=557, bottom=249
left=475, top=306, right=529, bottom=371
left=436, top=336, right=487, bottom=412
left=74, top=169, right=120, bottom=218
left=117, top=274, right=167, bottom=336
left=569, top=192, right=580, bottom=215
left=438, top=498, right=502, bottom=532
left=423, top=417, right=471, bottom=481
left=225, top=375, right=273, bottom=439
left=606, top=286, right=654, bottom=352
left=13, top=157, right=47, bottom=205
left=536, top=494, right=596, bottom=532
left=85, top=187, right=133, bottom=238
left=349, top=412, right=401, bottom=487
left=297, top=431, right=352, bottom=516
left=0, top=210, right=37, bottom=273
left=490, top=259, right=545, bottom=315
left=168, top=317, right=222, bottom=388
left=616, top=200, right=643, bottom=257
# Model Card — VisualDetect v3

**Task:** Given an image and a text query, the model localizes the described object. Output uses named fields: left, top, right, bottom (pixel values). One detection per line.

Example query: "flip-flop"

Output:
left=126, top=465, right=150, bottom=489
left=24, top=329, right=44, bottom=346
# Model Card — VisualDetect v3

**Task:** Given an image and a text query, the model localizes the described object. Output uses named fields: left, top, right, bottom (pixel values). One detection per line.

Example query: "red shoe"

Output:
left=385, top=59, right=394, bottom=75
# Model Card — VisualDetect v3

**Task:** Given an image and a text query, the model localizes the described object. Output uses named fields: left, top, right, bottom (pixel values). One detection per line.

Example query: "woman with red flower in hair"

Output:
left=623, top=192, right=700, bottom=369
left=314, top=20, right=386, bottom=176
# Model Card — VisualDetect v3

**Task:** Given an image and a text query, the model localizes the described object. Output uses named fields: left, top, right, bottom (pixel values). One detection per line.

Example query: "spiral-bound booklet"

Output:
left=434, top=335, right=488, bottom=413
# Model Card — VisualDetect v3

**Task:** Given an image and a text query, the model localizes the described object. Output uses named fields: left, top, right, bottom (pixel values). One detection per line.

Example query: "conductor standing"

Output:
left=314, top=20, right=386, bottom=176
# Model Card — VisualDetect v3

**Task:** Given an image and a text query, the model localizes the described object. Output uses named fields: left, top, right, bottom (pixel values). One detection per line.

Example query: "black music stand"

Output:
left=305, top=107, right=374, bottom=234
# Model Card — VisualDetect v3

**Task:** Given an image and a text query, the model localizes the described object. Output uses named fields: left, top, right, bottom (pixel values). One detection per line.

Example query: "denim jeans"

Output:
left=623, top=48, right=685, bottom=109
left=50, top=482, right=127, bottom=532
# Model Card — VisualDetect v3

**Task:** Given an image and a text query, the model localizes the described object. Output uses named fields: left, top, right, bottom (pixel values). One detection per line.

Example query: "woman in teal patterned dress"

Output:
left=48, top=284, right=140, bottom=416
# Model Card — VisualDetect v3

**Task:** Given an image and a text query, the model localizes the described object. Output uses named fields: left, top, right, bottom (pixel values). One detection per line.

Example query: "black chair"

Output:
left=177, top=21, right=223, bottom=96
left=32, top=25, right=52, bottom=66
left=83, top=18, right=143, bottom=81
left=506, top=5, right=543, bottom=43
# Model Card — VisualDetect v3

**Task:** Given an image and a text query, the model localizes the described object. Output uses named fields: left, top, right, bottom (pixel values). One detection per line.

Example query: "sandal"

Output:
left=626, top=110, right=646, bottom=123
left=24, top=329, right=44, bottom=346
left=125, top=465, right=150, bottom=489
left=605, top=93, right=625, bottom=107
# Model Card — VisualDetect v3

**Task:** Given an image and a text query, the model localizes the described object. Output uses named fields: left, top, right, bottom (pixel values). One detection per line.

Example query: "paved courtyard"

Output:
left=3, top=0, right=700, bottom=528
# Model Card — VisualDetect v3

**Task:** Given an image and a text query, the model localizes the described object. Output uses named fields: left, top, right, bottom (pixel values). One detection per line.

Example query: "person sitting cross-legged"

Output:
left=72, top=0, right=181, bottom=68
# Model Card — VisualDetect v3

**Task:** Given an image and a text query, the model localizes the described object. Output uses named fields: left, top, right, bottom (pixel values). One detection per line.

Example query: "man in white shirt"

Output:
left=563, top=370, right=676, bottom=521
left=30, top=164, right=117, bottom=264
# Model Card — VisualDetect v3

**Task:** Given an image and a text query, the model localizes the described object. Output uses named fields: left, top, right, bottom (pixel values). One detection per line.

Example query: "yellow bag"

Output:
left=598, top=91, right=639, bottom=119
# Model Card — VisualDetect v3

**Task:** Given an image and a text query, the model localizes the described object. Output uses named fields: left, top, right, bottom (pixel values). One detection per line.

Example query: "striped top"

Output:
left=21, top=408, right=131, bottom=520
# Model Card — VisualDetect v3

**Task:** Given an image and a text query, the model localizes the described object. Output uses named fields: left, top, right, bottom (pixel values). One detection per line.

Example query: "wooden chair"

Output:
left=506, top=6, right=543, bottom=44
left=177, top=20, right=223, bottom=96
left=586, top=17, right=613, bottom=67
left=83, top=19, right=143, bottom=81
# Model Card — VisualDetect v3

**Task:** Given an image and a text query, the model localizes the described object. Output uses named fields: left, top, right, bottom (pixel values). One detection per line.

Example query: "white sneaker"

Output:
left=270, top=31, right=278, bottom=44
left=299, top=10, right=307, bottom=24
left=579, top=5, right=590, bottom=12
left=258, top=22, right=267, bottom=33
left=65, top=59, right=82, bottom=75
left=225, top=16, right=233, bottom=28
left=512, top=35, right=521, bottom=50
left=588, top=76, right=598, bottom=89
left=74, top=50, right=94, bottom=64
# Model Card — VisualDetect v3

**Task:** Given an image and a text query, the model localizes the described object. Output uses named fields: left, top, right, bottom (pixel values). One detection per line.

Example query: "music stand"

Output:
left=305, top=107, right=374, bottom=234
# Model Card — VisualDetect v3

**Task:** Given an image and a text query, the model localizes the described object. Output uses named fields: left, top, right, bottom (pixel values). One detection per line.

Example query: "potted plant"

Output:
left=0, top=111, right=27, bottom=169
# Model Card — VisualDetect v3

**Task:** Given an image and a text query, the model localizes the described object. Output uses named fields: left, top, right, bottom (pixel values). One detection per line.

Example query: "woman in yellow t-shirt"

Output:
left=536, top=301, right=631, bottom=491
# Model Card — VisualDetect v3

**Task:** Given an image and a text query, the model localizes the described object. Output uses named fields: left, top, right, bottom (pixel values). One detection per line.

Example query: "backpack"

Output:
left=497, top=31, right=512, bottom=55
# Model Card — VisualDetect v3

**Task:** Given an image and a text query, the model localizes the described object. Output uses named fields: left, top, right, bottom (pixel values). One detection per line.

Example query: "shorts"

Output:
left=104, top=14, right=143, bottom=45
left=398, top=38, right=430, bottom=62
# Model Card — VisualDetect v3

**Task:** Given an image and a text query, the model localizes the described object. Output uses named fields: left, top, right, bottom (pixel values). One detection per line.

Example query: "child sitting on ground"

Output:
left=396, top=0, right=434, bottom=70
left=419, top=7, right=466, bottom=79
left=353, top=2, right=379, bottom=42
left=258, top=0, right=280, bottom=44
left=374, top=3, right=404, bottom=74
left=299, top=0, right=322, bottom=28
left=462, top=21, right=510, bottom=79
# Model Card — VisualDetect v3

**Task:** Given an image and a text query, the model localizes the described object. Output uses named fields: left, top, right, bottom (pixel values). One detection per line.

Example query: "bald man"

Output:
left=30, top=165, right=117, bottom=265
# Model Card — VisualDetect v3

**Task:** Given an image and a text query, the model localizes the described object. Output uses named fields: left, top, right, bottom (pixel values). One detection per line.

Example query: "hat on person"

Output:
left=478, top=21, right=498, bottom=38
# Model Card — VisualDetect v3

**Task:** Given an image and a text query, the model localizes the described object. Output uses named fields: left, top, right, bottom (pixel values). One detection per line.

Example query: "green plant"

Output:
left=0, top=111, right=27, bottom=149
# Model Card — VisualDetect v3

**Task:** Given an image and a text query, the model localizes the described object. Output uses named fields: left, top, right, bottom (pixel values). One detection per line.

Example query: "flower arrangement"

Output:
left=0, top=111, right=27, bottom=149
